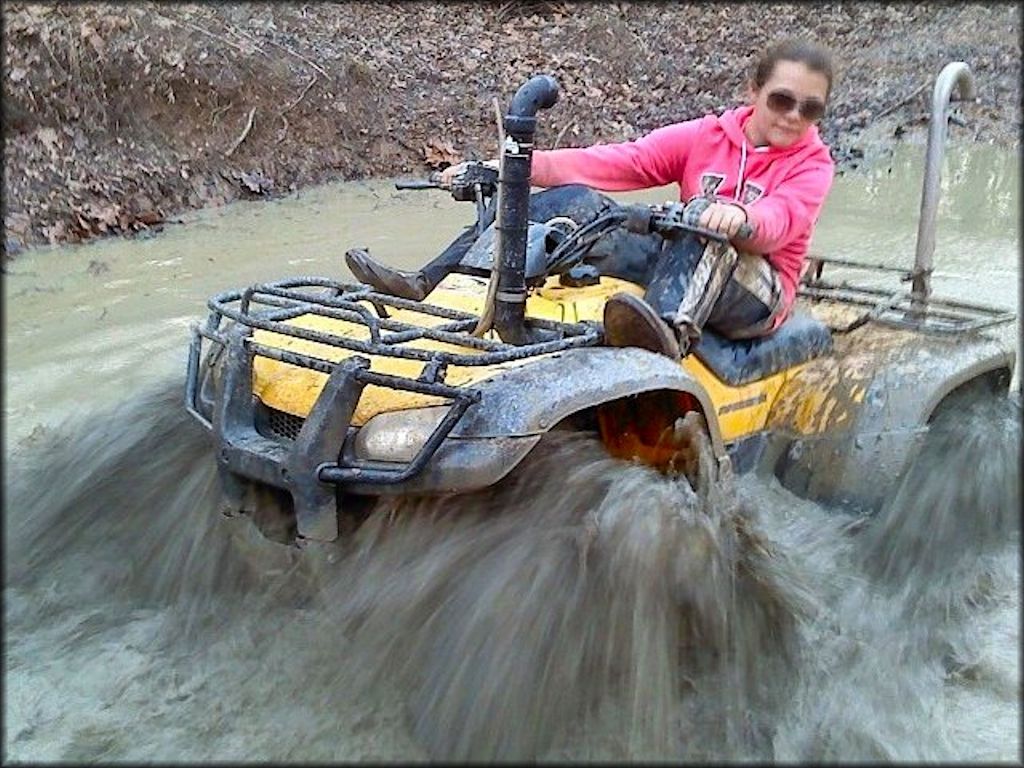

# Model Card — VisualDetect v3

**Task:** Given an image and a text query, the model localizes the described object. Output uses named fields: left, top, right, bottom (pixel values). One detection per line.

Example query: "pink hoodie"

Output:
left=530, top=106, right=834, bottom=328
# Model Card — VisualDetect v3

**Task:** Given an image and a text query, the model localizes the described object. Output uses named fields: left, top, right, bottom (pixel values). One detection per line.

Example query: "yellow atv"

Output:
left=186, top=64, right=1015, bottom=546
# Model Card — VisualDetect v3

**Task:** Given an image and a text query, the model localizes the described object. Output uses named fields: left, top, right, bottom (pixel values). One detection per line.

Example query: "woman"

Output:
left=347, top=38, right=835, bottom=358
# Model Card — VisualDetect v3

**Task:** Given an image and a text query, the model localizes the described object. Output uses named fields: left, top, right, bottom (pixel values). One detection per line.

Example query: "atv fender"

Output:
left=767, top=331, right=1014, bottom=511
left=342, top=346, right=725, bottom=496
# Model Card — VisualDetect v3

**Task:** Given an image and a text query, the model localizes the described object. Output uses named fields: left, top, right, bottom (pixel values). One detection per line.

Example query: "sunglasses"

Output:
left=766, top=90, right=826, bottom=122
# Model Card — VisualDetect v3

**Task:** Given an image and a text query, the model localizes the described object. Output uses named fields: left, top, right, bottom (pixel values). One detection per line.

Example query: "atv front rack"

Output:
left=185, top=276, right=602, bottom=542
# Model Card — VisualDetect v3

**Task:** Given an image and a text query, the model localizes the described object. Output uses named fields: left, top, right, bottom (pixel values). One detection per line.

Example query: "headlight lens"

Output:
left=353, top=406, right=451, bottom=463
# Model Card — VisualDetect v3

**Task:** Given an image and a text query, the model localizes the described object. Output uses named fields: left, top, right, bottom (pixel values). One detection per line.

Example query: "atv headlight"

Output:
left=353, top=406, right=451, bottom=463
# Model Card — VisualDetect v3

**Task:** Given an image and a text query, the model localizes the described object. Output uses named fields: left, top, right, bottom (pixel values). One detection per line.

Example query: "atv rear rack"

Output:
left=800, top=62, right=1016, bottom=337
left=800, top=259, right=1016, bottom=336
left=185, top=276, right=602, bottom=543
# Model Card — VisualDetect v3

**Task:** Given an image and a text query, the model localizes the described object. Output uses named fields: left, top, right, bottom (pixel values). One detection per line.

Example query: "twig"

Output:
left=176, top=17, right=249, bottom=54
left=495, top=0, right=516, bottom=23
left=225, top=107, right=256, bottom=157
left=553, top=120, right=573, bottom=149
left=227, top=22, right=329, bottom=77
left=874, top=84, right=928, bottom=121
left=472, top=98, right=509, bottom=339
left=281, top=75, right=318, bottom=115
left=492, top=96, right=505, bottom=150
left=211, top=101, right=233, bottom=126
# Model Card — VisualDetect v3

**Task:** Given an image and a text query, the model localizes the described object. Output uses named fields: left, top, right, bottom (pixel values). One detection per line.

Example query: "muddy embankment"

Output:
left=2, top=2, right=1020, bottom=256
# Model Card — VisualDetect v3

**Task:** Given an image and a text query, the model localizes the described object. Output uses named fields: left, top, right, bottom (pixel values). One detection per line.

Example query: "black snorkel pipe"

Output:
left=493, top=74, right=559, bottom=344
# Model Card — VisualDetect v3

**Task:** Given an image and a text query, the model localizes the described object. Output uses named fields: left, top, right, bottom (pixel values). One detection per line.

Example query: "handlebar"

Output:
left=633, top=203, right=754, bottom=242
left=654, top=218, right=754, bottom=243
left=394, top=179, right=441, bottom=191
left=394, top=171, right=444, bottom=191
left=546, top=202, right=755, bottom=275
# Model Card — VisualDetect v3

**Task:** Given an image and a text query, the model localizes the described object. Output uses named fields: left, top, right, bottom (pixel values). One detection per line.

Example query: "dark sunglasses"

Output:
left=766, top=90, right=826, bottom=122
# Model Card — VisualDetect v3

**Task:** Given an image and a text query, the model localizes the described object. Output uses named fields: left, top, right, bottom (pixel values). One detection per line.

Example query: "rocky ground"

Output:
left=3, top=1, right=1020, bottom=256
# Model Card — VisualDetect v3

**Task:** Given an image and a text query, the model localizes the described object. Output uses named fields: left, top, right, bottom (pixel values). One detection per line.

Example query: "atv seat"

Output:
left=693, top=311, right=833, bottom=386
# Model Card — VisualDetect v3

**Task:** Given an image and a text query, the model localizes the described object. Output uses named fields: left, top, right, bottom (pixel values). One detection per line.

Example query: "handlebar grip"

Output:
left=394, top=180, right=440, bottom=190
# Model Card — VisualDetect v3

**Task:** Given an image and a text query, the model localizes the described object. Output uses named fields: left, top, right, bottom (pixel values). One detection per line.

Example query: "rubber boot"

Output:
left=603, top=293, right=681, bottom=359
left=344, top=248, right=432, bottom=301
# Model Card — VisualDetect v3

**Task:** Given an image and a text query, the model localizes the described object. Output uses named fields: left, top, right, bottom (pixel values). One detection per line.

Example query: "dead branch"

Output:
left=264, top=36, right=329, bottom=78
left=281, top=75, right=318, bottom=115
left=224, top=22, right=329, bottom=78
left=553, top=120, right=573, bottom=149
left=211, top=101, right=233, bottom=126
left=176, top=17, right=249, bottom=54
left=225, top=107, right=256, bottom=157
left=492, top=96, right=505, bottom=150
left=874, top=84, right=928, bottom=121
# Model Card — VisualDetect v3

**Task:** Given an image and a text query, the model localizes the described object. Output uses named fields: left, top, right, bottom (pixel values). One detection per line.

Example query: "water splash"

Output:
left=3, top=380, right=1018, bottom=761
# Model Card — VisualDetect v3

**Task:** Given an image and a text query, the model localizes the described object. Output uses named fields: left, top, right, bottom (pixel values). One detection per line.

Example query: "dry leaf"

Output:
left=87, top=33, right=105, bottom=56
left=35, top=127, right=60, bottom=155
left=6, top=212, right=32, bottom=235
left=421, top=138, right=461, bottom=168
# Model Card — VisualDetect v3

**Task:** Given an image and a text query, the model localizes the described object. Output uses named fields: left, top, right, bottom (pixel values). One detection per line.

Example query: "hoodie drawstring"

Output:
left=735, top=140, right=748, bottom=203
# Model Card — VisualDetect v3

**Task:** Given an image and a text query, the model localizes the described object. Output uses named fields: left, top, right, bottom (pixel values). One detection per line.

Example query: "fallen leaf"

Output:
left=35, top=126, right=59, bottom=154
left=5, top=212, right=31, bottom=235
left=238, top=170, right=273, bottom=194
left=421, top=138, right=461, bottom=168
left=9, top=67, right=27, bottom=83
left=136, top=210, right=163, bottom=225
left=87, top=33, right=105, bottom=56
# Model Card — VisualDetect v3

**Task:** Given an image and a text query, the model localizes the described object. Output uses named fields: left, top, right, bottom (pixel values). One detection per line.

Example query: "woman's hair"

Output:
left=753, top=39, right=835, bottom=99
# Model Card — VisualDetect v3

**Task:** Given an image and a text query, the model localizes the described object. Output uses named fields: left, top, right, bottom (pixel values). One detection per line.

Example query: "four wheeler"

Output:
left=186, top=63, right=1016, bottom=545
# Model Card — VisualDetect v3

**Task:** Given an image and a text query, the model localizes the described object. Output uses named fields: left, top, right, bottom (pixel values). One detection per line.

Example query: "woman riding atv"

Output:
left=346, top=38, right=835, bottom=359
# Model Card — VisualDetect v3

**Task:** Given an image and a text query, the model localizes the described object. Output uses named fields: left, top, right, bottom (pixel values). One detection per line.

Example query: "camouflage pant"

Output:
left=644, top=235, right=785, bottom=341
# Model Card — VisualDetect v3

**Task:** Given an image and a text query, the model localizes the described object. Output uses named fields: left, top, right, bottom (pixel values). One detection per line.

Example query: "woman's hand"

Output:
left=440, top=159, right=499, bottom=187
left=698, top=202, right=749, bottom=239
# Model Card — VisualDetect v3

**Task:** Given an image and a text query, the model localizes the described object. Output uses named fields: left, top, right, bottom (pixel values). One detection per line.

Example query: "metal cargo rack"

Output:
left=799, top=256, right=1016, bottom=335
left=194, top=275, right=602, bottom=370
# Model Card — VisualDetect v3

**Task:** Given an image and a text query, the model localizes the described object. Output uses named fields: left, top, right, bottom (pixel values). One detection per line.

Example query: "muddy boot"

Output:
left=344, top=248, right=432, bottom=301
left=603, top=293, right=681, bottom=359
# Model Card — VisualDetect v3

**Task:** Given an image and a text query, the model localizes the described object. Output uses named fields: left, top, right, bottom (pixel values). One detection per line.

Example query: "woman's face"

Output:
left=745, top=60, right=830, bottom=148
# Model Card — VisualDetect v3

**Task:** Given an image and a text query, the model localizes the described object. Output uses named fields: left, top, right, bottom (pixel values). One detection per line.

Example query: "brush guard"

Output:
left=185, top=276, right=601, bottom=541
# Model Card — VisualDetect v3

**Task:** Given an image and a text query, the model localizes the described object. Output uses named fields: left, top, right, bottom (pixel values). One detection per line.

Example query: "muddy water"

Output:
left=4, top=142, right=1020, bottom=761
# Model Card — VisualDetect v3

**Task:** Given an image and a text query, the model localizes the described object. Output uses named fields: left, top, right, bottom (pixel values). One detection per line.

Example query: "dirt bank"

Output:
left=3, top=2, right=1020, bottom=256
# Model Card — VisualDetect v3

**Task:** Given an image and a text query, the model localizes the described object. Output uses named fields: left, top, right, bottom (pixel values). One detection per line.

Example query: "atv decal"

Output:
left=700, top=172, right=726, bottom=197
left=740, top=181, right=765, bottom=206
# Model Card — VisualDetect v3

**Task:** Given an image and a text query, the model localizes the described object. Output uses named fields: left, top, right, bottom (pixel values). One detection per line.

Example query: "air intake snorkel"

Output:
left=492, top=74, right=560, bottom=345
